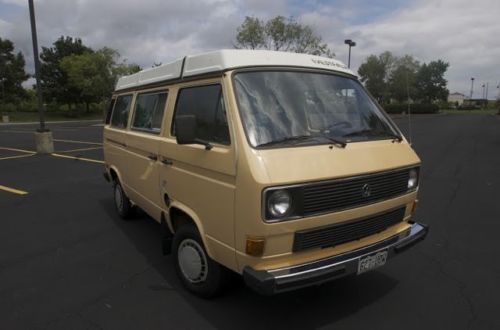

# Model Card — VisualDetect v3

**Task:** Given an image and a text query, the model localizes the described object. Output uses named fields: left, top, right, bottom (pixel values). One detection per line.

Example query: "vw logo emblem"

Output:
left=362, top=184, right=371, bottom=198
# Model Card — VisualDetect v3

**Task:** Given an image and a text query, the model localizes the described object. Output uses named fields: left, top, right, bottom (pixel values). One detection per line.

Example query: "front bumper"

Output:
left=243, top=221, right=428, bottom=295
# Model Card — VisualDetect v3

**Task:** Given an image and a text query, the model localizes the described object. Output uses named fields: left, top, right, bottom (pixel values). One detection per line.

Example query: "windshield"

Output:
left=233, top=70, right=400, bottom=148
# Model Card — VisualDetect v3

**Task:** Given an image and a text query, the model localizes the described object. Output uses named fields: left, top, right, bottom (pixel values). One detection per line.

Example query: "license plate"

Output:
left=357, top=250, right=388, bottom=275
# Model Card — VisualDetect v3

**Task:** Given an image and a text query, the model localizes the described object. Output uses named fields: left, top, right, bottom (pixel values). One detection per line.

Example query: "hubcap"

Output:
left=114, top=185, right=123, bottom=211
left=178, top=239, right=208, bottom=283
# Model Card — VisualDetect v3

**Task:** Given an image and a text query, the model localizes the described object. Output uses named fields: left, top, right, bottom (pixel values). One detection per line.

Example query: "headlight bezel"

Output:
left=262, top=187, right=302, bottom=223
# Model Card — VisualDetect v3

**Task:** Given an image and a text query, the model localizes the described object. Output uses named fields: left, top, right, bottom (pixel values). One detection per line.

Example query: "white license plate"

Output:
left=357, top=250, right=388, bottom=275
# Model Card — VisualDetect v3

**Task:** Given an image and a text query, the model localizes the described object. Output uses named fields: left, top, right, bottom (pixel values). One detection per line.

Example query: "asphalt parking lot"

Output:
left=1, top=115, right=499, bottom=330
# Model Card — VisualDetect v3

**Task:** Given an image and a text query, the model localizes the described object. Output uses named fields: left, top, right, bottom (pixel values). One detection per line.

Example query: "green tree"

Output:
left=388, top=55, right=420, bottom=103
left=60, top=47, right=140, bottom=112
left=235, top=17, right=266, bottom=50
left=40, top=36, right=93, bottom=111
left=0, top=38, right=29, bottom=104
left=357, top=51, right=396, bottom=103
left=234, top=16, right=334, bottom=57
left=415, top=60, right=449, bottom=103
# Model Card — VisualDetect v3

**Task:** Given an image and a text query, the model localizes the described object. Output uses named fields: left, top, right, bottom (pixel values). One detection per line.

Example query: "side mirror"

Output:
left=175, top=115, right=213, bottom=150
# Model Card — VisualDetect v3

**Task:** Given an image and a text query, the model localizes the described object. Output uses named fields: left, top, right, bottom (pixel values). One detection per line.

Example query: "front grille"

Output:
left=302, top=168, right=412, bottom=216
left=293, top=207, right=405, bottom=252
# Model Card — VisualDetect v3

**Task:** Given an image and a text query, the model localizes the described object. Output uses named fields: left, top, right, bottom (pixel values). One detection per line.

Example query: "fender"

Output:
left=167, top=200, right=213, bottom=257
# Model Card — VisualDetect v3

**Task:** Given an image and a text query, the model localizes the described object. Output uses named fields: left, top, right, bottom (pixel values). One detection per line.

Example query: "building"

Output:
left=448, top=92, right=465, bottom=106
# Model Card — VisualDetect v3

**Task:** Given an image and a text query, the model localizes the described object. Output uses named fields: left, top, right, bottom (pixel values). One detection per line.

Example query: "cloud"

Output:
left=344, top=0, right=500, bottom=97
left=1, top=0, right=499, bottom=98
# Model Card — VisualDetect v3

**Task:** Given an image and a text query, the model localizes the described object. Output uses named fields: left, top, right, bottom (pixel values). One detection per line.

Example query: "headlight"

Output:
left=267, top=190, right=292, bottom=218
left=408, top=168, right=419, bottom=190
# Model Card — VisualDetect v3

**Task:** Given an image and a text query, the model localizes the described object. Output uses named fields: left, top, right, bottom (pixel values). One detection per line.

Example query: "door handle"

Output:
left=148, top=154, right=158, bottom=161
left=161, top=158, right=173, bottom=166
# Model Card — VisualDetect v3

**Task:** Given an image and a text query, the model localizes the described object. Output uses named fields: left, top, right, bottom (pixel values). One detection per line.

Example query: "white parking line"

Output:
left=59, top=146, right=103, bottom=153
left=0, top=154, right=35, bottom=161
left=0, top=147, right=36, bottom=154
left=51, top=153, right=104, bottom=164
left=53, top=139, right=102, bottom=146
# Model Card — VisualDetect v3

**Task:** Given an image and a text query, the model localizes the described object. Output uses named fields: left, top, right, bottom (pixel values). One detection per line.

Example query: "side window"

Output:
left=173, top=84, right=230, bottom=145
left=105, top=98, right=116, bottom=125
left=132, top=91, right=168, bottom=134
left=110, top=94, right=132, bottom=129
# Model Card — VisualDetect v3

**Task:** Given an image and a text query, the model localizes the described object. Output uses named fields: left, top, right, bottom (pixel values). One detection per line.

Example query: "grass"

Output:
left=441, top=108, right=499, bottom=115
left=2, top=111, right=103, bottom=123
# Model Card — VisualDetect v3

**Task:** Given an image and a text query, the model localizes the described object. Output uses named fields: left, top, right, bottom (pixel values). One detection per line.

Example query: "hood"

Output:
left=257, top=140, right=420, bottom=184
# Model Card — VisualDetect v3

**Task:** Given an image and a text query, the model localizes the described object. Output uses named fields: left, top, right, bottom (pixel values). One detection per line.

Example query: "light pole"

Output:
left=470, top=77, right=475, bottom=99
left=344, top=39, right=356, bottom=69
left=0, top=77, right=4, bottom=105
left=28, top=0, right=53, bottom=153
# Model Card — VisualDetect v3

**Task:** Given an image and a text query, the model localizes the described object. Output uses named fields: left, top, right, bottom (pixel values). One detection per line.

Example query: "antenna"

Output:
left=406, top=68, right=412, bottom=144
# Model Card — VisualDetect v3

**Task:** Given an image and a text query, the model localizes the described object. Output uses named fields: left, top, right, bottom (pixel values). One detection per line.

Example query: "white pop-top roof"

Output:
left=115, top=49, right=355, bottom=91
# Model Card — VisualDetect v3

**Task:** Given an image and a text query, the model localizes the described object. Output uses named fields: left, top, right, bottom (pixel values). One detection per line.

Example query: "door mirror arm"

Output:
left=194, top=139, right=213, bottom=150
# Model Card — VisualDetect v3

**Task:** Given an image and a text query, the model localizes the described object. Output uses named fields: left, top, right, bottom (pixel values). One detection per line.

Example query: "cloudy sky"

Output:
left=1, top=0, right=499, bottom=99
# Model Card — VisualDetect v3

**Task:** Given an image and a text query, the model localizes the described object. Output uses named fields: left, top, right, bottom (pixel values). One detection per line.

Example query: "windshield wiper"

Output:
left=314, top=134, right=347, bottom=148
left=257, top=134, right=346, bottom=148
left=343, top=129, right=403, bottom=142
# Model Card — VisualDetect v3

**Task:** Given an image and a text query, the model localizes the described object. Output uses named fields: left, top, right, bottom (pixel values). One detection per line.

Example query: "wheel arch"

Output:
left=167, top=201, right=212, bottom=256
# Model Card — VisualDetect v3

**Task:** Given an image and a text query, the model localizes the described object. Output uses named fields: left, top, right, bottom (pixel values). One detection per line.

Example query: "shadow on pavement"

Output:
left=99, top=197, right=399, bottom=329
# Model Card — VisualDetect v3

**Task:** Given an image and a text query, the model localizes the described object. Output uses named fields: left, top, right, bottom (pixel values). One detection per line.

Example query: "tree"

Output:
left=234, top=16, right=334, bottom=57
left=60, top=47, right=140, bottom=112
left=357, top=51, right=396, bottom=103
left=0, top=38, right=29, bottom=103
left=235, top=17, right=266, bottom=50
left=388, top=55, right=420, bottom=103
left=40, top=36, right=93, bottom=110
left=415, top=60, right=449, bottom=103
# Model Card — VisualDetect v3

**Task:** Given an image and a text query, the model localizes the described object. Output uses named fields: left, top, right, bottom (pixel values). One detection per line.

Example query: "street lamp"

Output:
left=0, top=77, right=5, bottom=104
left=28, top=0, right=53, bottom=153
left=470, top=77, right=474, bottom=99
left=344, top=39, right=356, bottom=69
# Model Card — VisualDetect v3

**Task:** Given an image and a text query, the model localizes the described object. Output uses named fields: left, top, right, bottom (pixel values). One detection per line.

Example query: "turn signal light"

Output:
left=246, top=237, right=265, bottom=257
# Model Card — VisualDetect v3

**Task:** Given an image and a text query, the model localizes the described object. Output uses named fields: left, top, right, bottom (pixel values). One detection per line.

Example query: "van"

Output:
left=103, top=49, right=428, bottom=297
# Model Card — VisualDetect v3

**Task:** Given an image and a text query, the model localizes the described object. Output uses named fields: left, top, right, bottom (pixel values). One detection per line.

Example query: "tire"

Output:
left=173, top=223, right=228, bottom=298
left=113, top=180, right=133, bottom=219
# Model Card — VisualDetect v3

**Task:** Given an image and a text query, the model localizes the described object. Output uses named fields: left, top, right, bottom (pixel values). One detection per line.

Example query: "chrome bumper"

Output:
left=243, top=222, right=428, bottom=295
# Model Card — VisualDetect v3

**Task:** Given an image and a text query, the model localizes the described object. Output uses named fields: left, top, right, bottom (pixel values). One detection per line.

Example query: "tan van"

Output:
left=103, top=49, right=428, bottom=297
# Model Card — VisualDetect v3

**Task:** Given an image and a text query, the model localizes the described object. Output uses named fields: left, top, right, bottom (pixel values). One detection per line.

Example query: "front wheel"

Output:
left=113, top=181, right=133, bottom=219
left=173, top=223, right=228, bottom=298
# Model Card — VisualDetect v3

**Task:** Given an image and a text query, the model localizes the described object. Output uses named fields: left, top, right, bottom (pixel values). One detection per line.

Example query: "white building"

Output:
left=448, top=92, right=465, bottom=106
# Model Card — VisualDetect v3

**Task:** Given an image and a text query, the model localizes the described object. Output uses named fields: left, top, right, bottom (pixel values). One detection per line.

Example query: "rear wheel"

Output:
left=113, top=180, right=133, bottom=219
left=173, top=223, right=228, bottom=298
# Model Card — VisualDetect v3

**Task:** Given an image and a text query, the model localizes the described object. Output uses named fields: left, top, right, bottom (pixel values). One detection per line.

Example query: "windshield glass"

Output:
left=233, top=70, right=399, bottom=148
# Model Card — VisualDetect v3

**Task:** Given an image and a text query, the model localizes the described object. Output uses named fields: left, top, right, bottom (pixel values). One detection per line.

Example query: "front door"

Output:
left=159, top=81, right=236, bottom=266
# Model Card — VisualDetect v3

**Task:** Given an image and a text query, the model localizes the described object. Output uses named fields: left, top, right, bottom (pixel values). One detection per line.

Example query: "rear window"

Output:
left=132, top=91, right=168, bottom=134
left=172, top=84, right=230, bottom=145
left=110, top=94, right=133, bottom=129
